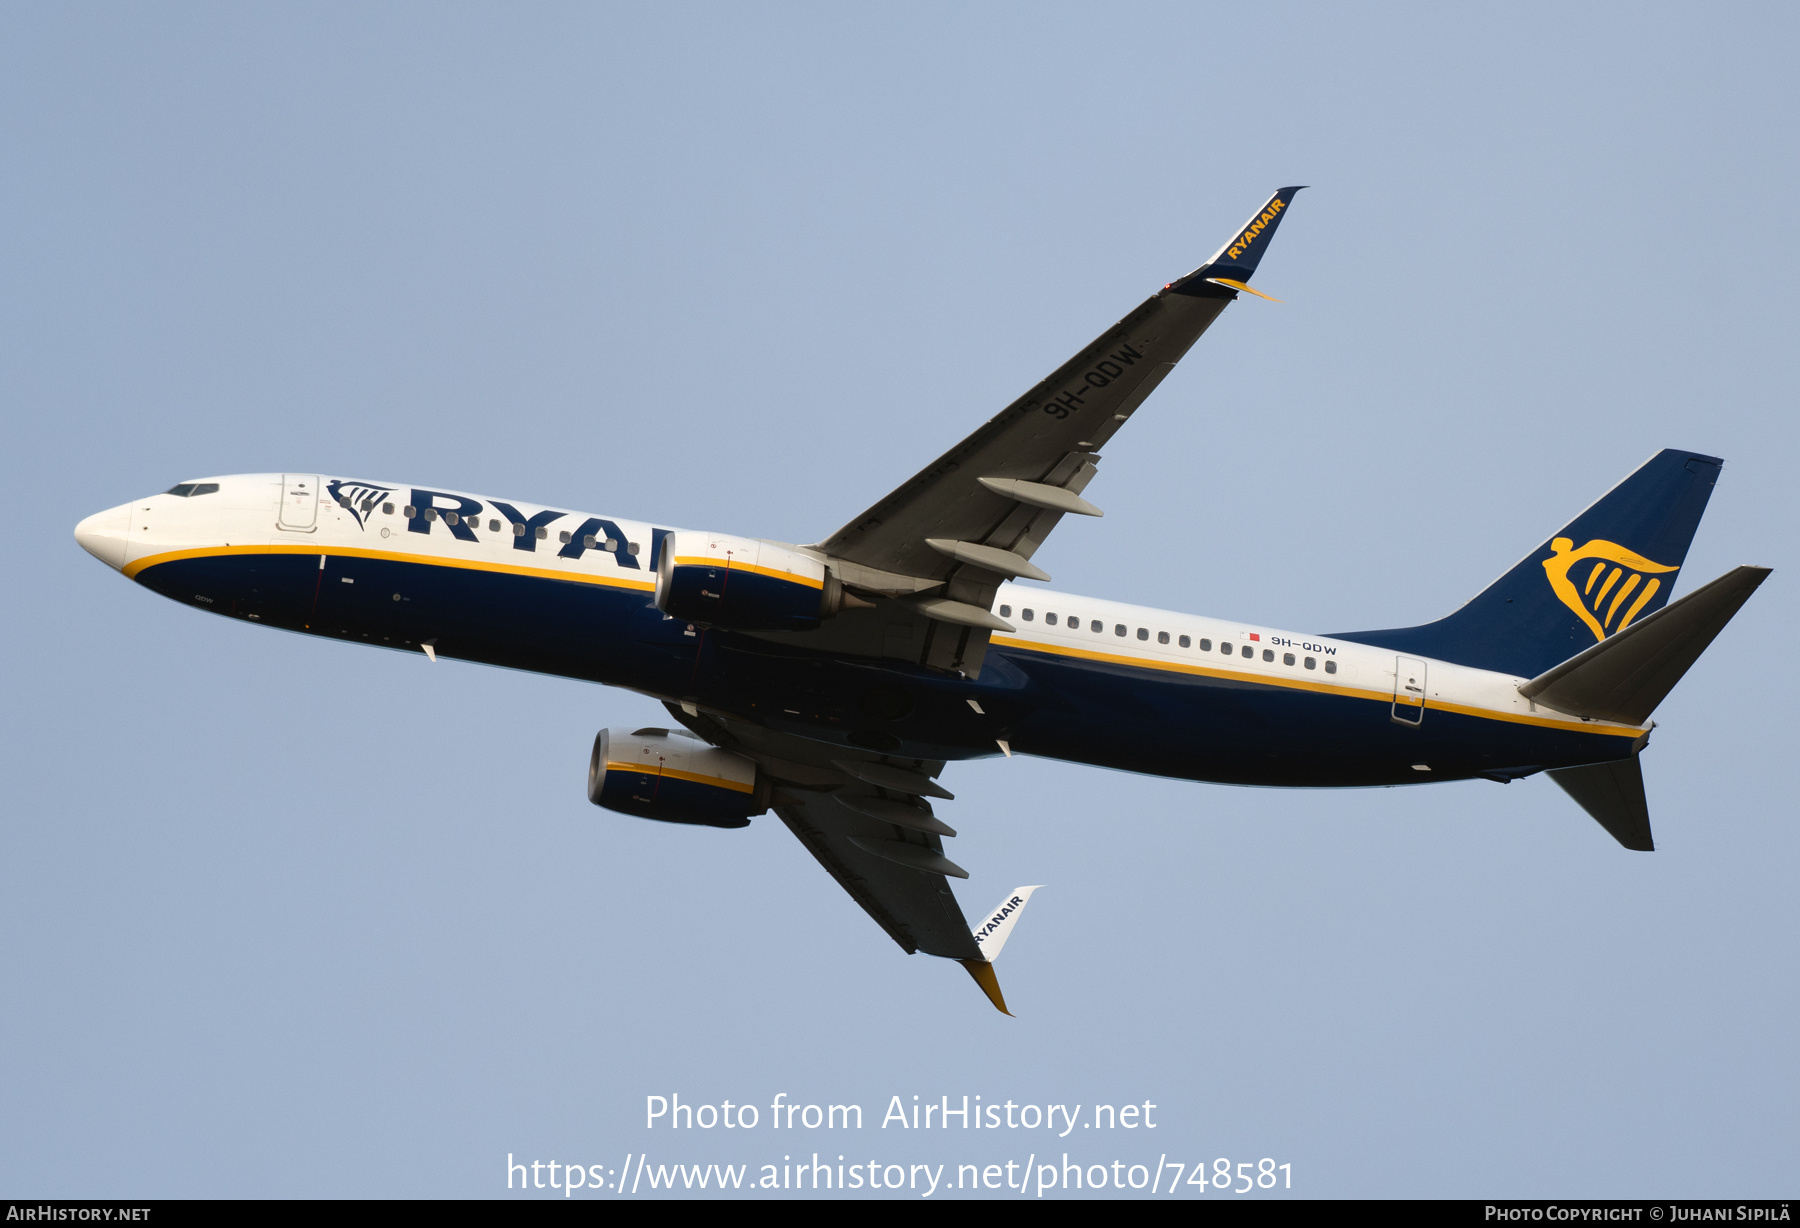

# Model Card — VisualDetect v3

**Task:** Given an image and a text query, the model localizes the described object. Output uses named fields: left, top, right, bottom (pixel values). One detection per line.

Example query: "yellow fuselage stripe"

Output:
left=123, top=543, right=658, bottom=592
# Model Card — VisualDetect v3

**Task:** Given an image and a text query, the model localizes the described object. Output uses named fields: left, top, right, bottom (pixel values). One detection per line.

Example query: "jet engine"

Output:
left=654, top=531, right=858, bottom=631
left=587, top=727, right=767, bottom=828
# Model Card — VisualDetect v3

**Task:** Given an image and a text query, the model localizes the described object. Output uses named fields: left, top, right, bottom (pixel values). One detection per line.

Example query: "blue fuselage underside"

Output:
left=137, top=552, right=1634, bottom=787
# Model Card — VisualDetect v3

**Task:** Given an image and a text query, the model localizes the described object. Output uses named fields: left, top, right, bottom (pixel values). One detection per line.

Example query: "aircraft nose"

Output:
left=74, top=503, right=132, bottom=571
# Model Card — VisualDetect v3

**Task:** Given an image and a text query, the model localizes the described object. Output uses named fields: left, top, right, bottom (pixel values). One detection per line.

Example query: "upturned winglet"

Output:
left=1172, top=185, right=1306, bottom=302
left=960, top=885, right=1043, bottom=1015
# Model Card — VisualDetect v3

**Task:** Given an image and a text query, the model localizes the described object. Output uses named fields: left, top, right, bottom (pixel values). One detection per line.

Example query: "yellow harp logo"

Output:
left=1542, top=537, right=1679, bottom=642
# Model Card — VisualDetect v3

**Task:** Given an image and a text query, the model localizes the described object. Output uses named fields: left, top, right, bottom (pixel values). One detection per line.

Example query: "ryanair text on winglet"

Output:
left=1225, top=197, right=1287, bottom=262
left=974, top=894, right=1027, bottom=948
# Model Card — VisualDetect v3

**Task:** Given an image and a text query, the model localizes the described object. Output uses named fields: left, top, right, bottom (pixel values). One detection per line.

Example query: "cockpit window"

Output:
left=163, top=482, right=219, bottom=497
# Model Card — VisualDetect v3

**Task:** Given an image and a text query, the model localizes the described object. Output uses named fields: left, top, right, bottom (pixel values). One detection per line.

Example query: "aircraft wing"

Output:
left=797, top=186, right=1306, bottom=677
left=666, top=702, right=983, bottom=960
left=773, top=787, right=983, bottom=959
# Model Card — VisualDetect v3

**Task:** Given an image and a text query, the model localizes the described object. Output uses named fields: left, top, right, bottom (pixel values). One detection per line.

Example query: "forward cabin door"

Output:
left=278, top=474, right=320, bottom=531
left=1392, top=656, right=1427, bottom=726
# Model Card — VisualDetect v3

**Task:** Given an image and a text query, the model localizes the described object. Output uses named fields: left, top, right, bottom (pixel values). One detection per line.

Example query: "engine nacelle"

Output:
left=654, top=531, right=851, bottom=631
left=587, top=727, right=766, bottom=828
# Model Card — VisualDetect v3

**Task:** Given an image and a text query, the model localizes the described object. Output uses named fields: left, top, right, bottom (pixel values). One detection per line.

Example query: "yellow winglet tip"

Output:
left=1205, top=276, right=1283, bottom=302
left=961, top=959, right=1012, bottom=1016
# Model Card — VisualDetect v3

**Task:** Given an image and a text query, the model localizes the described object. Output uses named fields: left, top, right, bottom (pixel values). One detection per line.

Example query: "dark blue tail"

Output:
left=1334, top=449, right=1723, bottom=678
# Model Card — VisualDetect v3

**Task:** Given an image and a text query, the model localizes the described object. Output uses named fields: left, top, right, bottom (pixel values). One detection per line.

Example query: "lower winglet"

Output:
left=961, top=959, right=1011, bottom=1015
left=1204, top=277, right=1283, bottom=302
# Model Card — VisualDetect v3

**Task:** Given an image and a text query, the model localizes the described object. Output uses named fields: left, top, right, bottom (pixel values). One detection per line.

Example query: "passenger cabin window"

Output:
left=445, top=512, right=460, bottom=526
left=1136, top=627, right=1148, bottom=641
left=1046, top=613, right=1058, bottom=626
left=1240, top=645, right=1253, bottom=658
left=1178, top=634, right=1190, bottom=648
left=1114, top=624, right=1127, bottom=637
left=1021, top=609, right=1034, bottom=621
left=1199, top=638, right=1212, bottom=651
left=1283, top=652, right=1295, bottom=666
left=536, top=526, right=548, bottom=539
left=1091, top=620, right=1103, bottom=633
left=999, top=605, right=1011, bottom=617
left=1262, top=649, right=1274, bottom=662
left=513, top=523, right=527, bottom=537
left=627, top=542, right=640, bottom=556
left=1305, top=656, right=1317, bottom=670
left=1325, top=660, right=1337, bottom=674
left=489, top=519, right=501, bottom=532
left=559, top=531, right=571, bottom=543
left=1157, top=631, right=1170, bottom=644
left=583, top=535, right=597, bottom=549
left=382, top=503, right=394, bottom=515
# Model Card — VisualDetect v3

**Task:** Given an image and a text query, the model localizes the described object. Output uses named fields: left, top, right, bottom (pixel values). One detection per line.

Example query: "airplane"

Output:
left=73, top=187, right=1769, bottom=1014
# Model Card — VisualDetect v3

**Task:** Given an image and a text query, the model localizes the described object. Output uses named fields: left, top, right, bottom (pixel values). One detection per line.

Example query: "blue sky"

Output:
left=3, top=2, right=1795, bottom=1198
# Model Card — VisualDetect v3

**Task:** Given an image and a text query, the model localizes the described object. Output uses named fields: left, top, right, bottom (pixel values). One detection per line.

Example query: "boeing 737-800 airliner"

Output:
left=74, top=188, right=1767, bottom=1012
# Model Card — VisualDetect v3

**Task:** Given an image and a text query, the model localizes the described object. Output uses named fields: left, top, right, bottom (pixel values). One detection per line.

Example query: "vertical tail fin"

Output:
left=1336, top=449, right=1723, bottom=678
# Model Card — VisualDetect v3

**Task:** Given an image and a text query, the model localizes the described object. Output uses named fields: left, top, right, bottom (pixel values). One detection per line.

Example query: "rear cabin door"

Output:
left=1392, top=656, right=1427, bottom=726
left=278, top=474, right=320, bottom=531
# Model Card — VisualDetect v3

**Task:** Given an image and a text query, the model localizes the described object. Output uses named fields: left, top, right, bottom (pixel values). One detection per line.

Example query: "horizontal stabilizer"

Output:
left=1549, top=754, right=1653, bottom=851
left=1519, top=566, right=1770, bottom=723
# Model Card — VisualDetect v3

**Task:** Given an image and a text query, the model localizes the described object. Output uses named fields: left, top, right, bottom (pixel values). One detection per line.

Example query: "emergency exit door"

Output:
left=1392, top=656, right=1427, bottom=726
left=278, top=474, right=319, bottom=531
